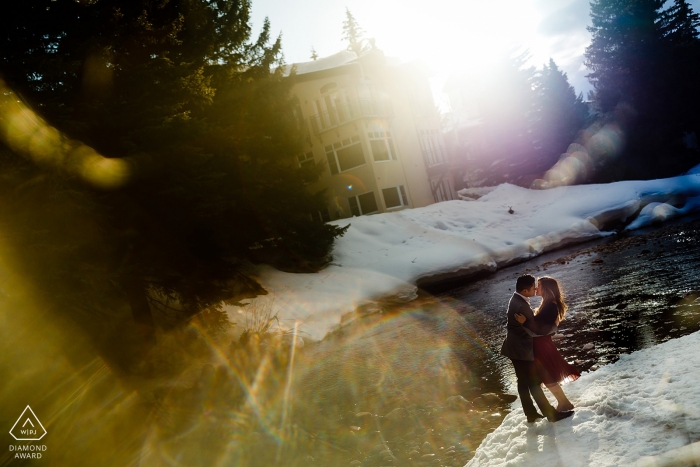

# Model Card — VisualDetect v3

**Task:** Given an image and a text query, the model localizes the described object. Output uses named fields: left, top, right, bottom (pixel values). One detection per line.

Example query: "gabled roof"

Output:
left=280, top=50, right=359, bottom=77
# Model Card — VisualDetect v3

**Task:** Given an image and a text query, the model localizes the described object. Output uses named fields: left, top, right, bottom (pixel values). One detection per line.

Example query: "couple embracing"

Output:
left=501, top=274, right=579, bottom=423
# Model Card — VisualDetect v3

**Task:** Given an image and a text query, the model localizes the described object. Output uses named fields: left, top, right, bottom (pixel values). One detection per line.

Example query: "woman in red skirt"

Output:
left=530, top=276, right=580, bottom=412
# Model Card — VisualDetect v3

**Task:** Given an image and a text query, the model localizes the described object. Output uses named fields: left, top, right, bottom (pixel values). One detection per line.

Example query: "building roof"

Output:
left=280, top=50, right=359, bottom=77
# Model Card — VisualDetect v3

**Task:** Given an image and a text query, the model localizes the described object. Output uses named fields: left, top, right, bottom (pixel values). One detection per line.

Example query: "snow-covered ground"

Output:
left=242, top=170, right=700, bottom=340
left=466, top=330, right=700, bottom=467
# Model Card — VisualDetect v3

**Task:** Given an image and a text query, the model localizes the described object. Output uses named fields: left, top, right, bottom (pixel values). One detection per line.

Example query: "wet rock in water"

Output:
left=481, top=393, right=501, bottom=404
left=470, top=396, right=485, bottom=408
left=422, top=441, right=432, bottom=452
left=592, top=258, right=604, bottom=264
left=498, top=393, right=518, bottom=403
left=583, top=343, right=595, bottom=350
left=552, top=333, right=565, bottom=339
left=445, top=395, right=472, bottom=410
left=384, top=407, right=410, bottom=419
left=368, top=443, right=391, bottom=454
left=615, top=303, right=628, bottom=310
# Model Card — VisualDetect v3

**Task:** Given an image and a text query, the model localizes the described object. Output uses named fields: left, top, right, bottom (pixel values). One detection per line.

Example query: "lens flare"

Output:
left=0, top=79, right=132, bottom=189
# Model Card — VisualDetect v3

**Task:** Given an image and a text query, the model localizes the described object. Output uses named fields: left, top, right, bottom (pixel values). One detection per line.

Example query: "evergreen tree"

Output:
left=661, top=0, right=700, bottom=45
left=532, top=59, right=589, bottom=165
left=584, top=0, right=699, bottom=179
left=342, top=8, right=370, bottom=56
left=660, top=0, right=700, bottom=139
left=585, top=0, right=666, bottom=114
left=310, top=46, right=319, bottom=60
left=0, top=0, right=346, bottom=357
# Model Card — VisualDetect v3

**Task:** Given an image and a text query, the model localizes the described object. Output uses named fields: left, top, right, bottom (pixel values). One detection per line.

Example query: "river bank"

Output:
left=245, top=172, right=700, bottom=341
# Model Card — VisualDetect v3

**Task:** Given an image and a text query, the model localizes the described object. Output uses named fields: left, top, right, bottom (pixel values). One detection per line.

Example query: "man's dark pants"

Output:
left=510, top=358, right=555, bottom=418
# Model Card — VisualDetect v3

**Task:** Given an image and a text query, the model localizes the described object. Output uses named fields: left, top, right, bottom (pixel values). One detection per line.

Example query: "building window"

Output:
left=325, top=135, right=364, bottom=174
left=368, top=131, right=397, bottom=162
left=382, top=185, right=408, bottom=209
left=420, top=129, right=448, bottom=166
left=316, top=85, right=350, bottom=128
left=348, top=191, right=379, bottom=216
left=297, top=151, right=314, bottom=168
left=432, top=177, right=454, bottom=202
left=310, top=207, right=331, bottom=223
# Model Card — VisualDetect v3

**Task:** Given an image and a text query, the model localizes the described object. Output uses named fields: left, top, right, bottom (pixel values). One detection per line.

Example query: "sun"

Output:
left=363, top=0, right=542, bottom=74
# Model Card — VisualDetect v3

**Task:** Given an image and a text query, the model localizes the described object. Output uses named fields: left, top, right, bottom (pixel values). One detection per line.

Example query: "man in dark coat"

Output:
left=501, top=274, right=574, bottom=423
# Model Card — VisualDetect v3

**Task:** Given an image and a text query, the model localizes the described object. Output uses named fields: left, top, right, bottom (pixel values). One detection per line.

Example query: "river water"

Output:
left=276, top=217, right=700, bottom=467
left=438, top=215, right=700, bottom=382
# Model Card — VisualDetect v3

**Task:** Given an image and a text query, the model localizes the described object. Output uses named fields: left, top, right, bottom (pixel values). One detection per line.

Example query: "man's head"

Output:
left=516, top=274, right=536, bottom=297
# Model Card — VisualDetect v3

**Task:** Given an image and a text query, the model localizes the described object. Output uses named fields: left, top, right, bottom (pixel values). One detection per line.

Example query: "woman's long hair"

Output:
left=536, top=276, right=568, bottom=322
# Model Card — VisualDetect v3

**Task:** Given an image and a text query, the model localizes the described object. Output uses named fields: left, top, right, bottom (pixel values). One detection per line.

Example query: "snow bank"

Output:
left=249, top=173, right=700, bottom=340
left=466, top=330, right=700, bottom=467
left=457, top=186, right=498, bottom=200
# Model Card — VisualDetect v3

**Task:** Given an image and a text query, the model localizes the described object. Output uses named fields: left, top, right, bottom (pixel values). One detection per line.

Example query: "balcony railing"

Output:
left=309, top=99, right=393, bottom=134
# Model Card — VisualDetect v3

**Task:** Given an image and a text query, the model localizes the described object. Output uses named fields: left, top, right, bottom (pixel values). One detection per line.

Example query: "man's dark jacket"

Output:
left=500, top=294, right=556, bottom=361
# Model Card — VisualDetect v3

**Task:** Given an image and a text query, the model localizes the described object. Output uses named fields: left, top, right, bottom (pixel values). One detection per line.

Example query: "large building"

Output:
left=286, top=47, right=455, bottom=221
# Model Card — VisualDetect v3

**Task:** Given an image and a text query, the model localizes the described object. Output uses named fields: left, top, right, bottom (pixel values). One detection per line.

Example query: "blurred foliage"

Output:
left=0, top=0, right=347, bottom=361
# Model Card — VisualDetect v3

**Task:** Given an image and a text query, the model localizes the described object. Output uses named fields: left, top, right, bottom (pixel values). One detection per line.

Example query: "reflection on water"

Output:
left=439, top=218, right=700, bottom=392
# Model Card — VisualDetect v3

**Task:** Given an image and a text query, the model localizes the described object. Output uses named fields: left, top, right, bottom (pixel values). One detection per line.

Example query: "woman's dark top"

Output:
left=531, top=301, right=580, bottom=385
left=534, top=302, right=559, bottom=327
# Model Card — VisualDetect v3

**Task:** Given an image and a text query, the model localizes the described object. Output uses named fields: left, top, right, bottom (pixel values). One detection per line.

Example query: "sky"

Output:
left=250, top=0, right=700, bottom=109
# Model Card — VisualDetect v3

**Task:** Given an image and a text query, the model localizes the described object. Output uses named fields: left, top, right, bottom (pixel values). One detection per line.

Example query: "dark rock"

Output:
left=498, top=393, right=518, bottom=403
left=481, top=393, right=501, bottom=404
